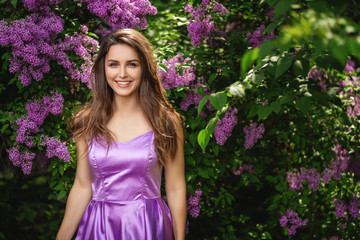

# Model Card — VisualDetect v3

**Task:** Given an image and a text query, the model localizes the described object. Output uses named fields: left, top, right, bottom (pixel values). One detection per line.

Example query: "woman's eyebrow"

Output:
left=106, top=59, right=140, bottom=62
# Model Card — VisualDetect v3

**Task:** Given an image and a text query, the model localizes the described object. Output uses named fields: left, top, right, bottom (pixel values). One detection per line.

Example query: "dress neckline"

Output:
left=113, top=130, right=153, bottom=145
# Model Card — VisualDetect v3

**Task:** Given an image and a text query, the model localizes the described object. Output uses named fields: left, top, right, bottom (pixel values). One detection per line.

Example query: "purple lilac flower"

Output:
left=0, top=13, right=64, bottom=86
left=25, top=90, right=64, bottom=125
left=75, top=0, right=157, bottom=30
left=232, top=164, right=253, bottom=175
left=42, top=90, right=64, bottom=115
left=185, top=1, right=228, bottom=47
left=15, top=116, right=40, bottom=148
left=0, top=12, right=97, bottom=87
left=287, top=168, right=321, bottom=191
left=334, top=199, right=347, bottom=218
left=264, top=5, right=274, bottom=20
left=40, top=135, right=70, bottom=162
left=329, top=144, right=351, bottom=180
left=344, top=59, right=355, bottom=73
left=159, top=53, right=196, bottom=89
left=322, top=168, right=331, bottom=184
left=279, top=209, right=307, bottom=236
left=187, top=189, right=202, bottom=218
left=348, top=196, right=359, bottom=218
left=180, top=77, right=213, bottom=116
left=301, top=168, right=321, bottom=191
left=56, top=31, right=98, bottom=88
left=7, top=146, right=35, bottom=174
left=243, top=122, right=265, bottom=149
left=22, top=0, right=62, bottom=12
left=286, top=169, right=304, bottom=190
left=308, top=66, right=329, bottom=91
left=214, top=107, right=238, bottom=145
left=246, top=25, right=275, bottom=48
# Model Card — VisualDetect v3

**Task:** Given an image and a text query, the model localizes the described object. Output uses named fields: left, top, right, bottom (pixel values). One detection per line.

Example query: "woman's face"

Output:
left=105, top=44, right=142, bottom=99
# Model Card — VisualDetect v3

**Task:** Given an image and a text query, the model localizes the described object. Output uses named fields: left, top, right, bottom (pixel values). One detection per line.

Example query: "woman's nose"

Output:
left=118, top=65, right=127, bottom=78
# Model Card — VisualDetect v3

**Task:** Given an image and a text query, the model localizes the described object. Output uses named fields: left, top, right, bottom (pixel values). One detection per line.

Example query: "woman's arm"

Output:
left=165, top=119, right=187, bottom=240
left=56, top=137, right=92, bottom=240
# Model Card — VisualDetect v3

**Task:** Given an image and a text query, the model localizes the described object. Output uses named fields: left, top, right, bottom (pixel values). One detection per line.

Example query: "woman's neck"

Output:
left=112, top=93, right=142, bottom=116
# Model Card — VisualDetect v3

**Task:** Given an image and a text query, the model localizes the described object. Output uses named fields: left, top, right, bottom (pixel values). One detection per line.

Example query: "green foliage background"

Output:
left=0, top=0, right=360, bottom=239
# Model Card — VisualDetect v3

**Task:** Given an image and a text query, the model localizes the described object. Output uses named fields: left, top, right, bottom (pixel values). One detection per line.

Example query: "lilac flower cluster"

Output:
left=40, top=135, right=71, bottom=162
left=279, top=209, right=308, bottom=236
left=326, top=144, right=351, bottom=180
left=287, top=144, right=351, bottom=191
left=187, top=189, right=202, bottom=218
left=246, top=25, right=275, bottom=48
left=0, top=13, right=64, bottom=86
left=7, top=146, right=35, bottom=174
left=243, top=122, right=265, bottom=149
left=185, top=0, right=228, bottom=47
left=286, top=168, right=321, bottom=191
left=232, top=164, right=254, bottom=175
left=7, top=91, right=68, bottom=173
left=57, top=27, right=98, bottom=88
left=159, top=53, right=196, bottom=90
left=308, top=66, right=329, bottom=91
left=75, top=0, right=157, bottom=29
left=214, top=107, right=238, bottom=145
left=180, top=77, right=213, bottom=117
left=15, top=116, right=41, bottom=148
left=0, top=12, right=97, bottom=87
left=334, top=195, right=359, bottom=218
left=26, top=90, right=64, bottom=125
left=338, top=60, right=360, bottom=117
left=22, top=0, right=61, bottom=12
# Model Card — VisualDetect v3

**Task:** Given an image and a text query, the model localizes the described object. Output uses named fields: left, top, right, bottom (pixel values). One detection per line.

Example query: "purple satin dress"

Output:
left=75, top=131, right=174, bottom=240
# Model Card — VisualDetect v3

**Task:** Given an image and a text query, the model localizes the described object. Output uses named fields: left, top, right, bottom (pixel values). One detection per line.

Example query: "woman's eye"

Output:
left=129, top=63, right=137, bottom=67
left=109, top=63, right=117, bottom=67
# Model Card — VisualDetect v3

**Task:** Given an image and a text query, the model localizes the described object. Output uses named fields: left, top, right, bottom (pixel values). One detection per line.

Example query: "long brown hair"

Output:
left=71, top=29, right=184, bottom=167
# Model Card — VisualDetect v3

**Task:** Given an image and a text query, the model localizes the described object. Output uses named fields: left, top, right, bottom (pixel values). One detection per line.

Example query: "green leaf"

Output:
left=186, top=156, right=196, bottom=167
left=241, top=48, right=259, bottom=75
left=228, top=82, right=245, bottom=97
left=11, top=0, right=17, bottom=8
left=293, top=59, right=309, bottom=77
left=158, top=64, right=168, bottom=73
left=315, top=55, right=343, bottom=71
left=257, top=105, right=272, bottom=120
left=197, top=129, right=210, bottom=152
left=198, top=168, right=209, bottom=178
left=254, top=72, right=264, bottom=85
left=270, top=101, right=281, bottom=114
left=209, top=92, right=227, bottom=110
left=1, top=124, right=9, bottom=134
left=275, top=56, right=294, bottom=79
left=206, top=116, right=219, bottom=134
left=209, top=73, right=217, bottom=82
left=295, top=96, right=311, bottom=114
left=279, top=91, right=295, bottom=105
left=274, top=0, right=294, bottom=19
left=258, top=40, right=275, bottom=61
left=197, top=95, right=209, bottom=116
left=57, top=190, right=67, bottom=200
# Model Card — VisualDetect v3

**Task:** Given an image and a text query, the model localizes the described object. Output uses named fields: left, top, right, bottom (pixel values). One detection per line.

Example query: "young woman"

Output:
left=56, top=29, right=187, bottom=240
